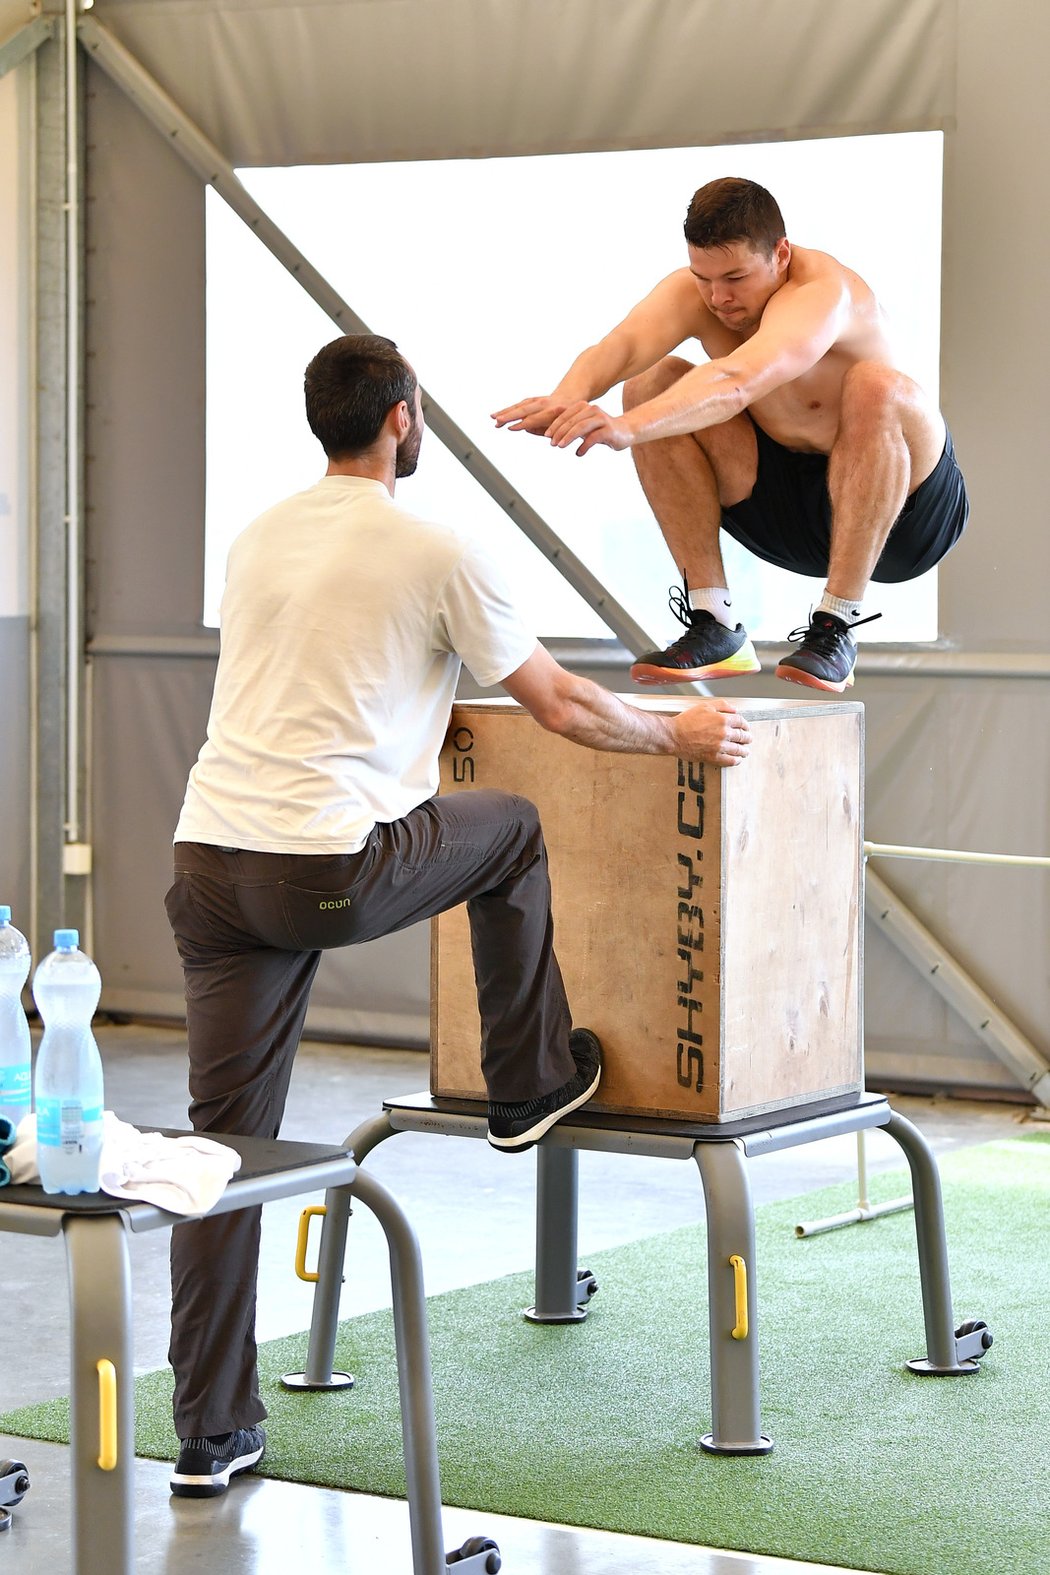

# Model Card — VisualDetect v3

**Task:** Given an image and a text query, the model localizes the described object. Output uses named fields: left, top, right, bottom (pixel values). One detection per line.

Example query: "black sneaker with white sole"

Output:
left=487, top=1028, right=602, bottom=1151
left=630, top=584, right=760, bottom=685
left=170, top=1427, right=266, bottom=1498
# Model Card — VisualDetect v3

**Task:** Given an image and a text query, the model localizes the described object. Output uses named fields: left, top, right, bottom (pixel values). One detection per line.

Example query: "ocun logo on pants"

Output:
left=319, top=899, right=353, bottom=910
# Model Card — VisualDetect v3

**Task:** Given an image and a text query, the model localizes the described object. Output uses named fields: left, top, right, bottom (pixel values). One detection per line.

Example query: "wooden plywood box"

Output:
left=431, top=697, right=864, bottom=1123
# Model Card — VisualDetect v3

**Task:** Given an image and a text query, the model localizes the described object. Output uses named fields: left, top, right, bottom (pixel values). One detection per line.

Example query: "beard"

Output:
left=395, top=416, right=423, bottom=479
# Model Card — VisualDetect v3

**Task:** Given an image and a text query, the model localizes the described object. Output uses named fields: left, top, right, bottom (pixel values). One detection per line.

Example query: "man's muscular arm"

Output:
left=491, top=272, right=700, bottom=437
left=500, top=644, right=752, bottom=767
left=547, top=274, right=852, bottom=456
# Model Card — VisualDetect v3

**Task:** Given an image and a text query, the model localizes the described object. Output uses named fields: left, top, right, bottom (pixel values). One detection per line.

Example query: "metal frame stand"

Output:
left=0, top=1135, right=500, bottom=1575
left=298, top=1092, right=992, bottom=1457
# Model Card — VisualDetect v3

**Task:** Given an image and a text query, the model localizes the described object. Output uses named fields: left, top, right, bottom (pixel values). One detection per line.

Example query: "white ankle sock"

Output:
left=817, top=591, right=864, bottom=625
left=687, top=586, right=737, bottom=629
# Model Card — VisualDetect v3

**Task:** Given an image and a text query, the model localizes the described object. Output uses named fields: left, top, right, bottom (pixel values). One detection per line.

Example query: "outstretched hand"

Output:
left=491, top=396, right=568, bottom=436
left=544, top=402, right=633, bottom=455
left=672, top=698, right=752, bottom=766
left=492, top=396, right=634, bottom=455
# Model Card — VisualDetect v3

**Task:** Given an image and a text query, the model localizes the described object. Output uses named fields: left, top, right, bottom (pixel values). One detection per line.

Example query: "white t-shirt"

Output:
left=174, top=475, right=537, bottom=853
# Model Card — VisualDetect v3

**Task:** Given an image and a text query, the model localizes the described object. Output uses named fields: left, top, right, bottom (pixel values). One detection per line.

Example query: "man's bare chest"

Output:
left=748, top=362, right=846, bottom=453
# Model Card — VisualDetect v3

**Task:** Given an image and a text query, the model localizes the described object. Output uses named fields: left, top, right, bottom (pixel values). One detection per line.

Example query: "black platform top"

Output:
left=383, top=1088, right=889, bottom=1142
left=0, top=1131, right=352, bottom=1213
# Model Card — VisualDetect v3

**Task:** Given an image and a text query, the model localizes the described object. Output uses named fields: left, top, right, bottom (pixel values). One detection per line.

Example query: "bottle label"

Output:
left=36, top=1097, right=103, bottom=1152
left=0, top=1067, right=31, bottom=1111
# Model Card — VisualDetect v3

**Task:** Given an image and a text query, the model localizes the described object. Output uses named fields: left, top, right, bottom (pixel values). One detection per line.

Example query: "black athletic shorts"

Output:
left=720, top=420, right=969, bottom=582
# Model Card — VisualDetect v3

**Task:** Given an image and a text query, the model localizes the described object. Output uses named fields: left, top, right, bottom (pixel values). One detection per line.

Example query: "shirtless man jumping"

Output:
left=493, top=177, right=968, bottom=693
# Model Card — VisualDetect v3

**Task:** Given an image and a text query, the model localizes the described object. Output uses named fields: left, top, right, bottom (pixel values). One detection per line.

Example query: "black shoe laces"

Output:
left=668, top=582, right=714, bottom=629
left=658, top=587, right=723, bottom=660
left=786, top=610, right=882, bottom=654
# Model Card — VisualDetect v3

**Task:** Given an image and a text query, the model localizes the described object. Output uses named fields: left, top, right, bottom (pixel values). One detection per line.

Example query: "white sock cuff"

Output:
left=687, top=586, right=736, bottom=629
left=818, top=591, right=864, bottom=624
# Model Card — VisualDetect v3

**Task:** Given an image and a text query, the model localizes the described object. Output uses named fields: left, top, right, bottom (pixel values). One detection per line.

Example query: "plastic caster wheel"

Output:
left=576, top=1267, right=598, bottom=1302
left=447, top=1534, right=502, bottom=1571
left=0, top=1461, right=30, bottom=1508
left=956, top=1318, right=993, bottom=1351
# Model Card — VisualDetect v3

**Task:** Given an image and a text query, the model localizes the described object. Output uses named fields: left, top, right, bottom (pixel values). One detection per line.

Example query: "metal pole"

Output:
left=32, top=8, right=89, bottom=957
left=794, top=1130, right=914, bottom=1238
left=64, top=0, right=82, bottom=848
left=526, top=1145, right=586, bottom=1322
left=866, top=840, right=1050, bottom=868
left=349, top=1169, right=449, bottom=1575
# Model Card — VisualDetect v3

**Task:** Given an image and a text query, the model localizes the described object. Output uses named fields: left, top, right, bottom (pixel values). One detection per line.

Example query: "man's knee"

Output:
left=460, top=788, right=545, bottom=857
left=470, top=788, right=541, bottom=831
left=507, top=792, right=544, bottom=848
left=623, top=356, right=694, bottom=412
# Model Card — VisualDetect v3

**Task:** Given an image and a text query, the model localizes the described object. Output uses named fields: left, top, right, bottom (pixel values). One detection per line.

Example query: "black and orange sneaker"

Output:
left=630, top=585, right=760, bottom=685
left=775, top=610, right=882, bottom=692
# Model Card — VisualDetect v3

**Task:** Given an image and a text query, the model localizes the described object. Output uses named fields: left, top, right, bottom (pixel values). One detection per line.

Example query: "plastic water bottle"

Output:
left=31, top=930, right=104, bottom=1195
left=0, top=907, right=32, bottom=1130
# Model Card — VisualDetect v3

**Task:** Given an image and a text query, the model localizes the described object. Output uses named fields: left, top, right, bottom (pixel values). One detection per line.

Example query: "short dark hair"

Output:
left=683, top=178, right=786, bottom=257
left=304, top=334, right=417, bottom=458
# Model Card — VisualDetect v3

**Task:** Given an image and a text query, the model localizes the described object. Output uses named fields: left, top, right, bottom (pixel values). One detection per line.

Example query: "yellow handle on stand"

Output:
left=97, top=1359, right=118, bottom=1470
left=729, top=1254, right=748, bottom=1340
left=295, top=1204, right=327, bottom=1283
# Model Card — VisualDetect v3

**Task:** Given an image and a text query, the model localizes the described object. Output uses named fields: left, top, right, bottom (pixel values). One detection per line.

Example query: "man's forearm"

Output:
left=622, top=363, right=748, bottom=444
left=546, top=678, right=678, bottom=755
left=501, top=646, right=750, bottom=768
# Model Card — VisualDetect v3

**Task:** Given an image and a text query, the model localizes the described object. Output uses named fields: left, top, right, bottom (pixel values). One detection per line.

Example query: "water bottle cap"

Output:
left=0, top=906, right=10, bottom=924
left=54, top=928, right=80, bottom=950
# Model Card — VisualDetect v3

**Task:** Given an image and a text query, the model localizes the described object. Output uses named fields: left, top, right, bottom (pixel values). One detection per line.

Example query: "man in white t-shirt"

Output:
left=164, top=333, right=752, bottom=1499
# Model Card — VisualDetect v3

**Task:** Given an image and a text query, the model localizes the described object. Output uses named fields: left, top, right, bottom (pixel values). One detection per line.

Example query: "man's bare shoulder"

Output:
left=635, top=266, right=719, bottom=344
left=784, top=245, right=878, bottom=307
left=642, top=266, right=710, bottom=321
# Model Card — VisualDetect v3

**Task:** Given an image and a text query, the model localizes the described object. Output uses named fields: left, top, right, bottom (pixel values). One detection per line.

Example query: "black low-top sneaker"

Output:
left=631, top=585, right=760, bottom=685
left=170, top=1427, right=266, bottom=1498
left=488, top=1029, right=602, bottom=1151
left=775, top=610, right=882, bottom=692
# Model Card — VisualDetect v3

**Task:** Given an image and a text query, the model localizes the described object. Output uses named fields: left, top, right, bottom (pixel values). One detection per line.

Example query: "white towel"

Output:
left=6, top=1111, right=241, bottom=1214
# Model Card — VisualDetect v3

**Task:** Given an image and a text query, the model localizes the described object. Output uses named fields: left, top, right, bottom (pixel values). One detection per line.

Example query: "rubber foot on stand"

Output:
left=905, top=1357, right=980, bottom=1376
left=280, top=1370, right=355, bottom=1391
left=521, top=1304, right=589, bottom=1324
left=700, top=1432, right=773, bottom=1456
left=523, top=1268, right=597, bottom=1323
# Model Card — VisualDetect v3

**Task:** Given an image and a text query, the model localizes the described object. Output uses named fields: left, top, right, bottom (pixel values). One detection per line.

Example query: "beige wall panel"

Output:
left=89, top=0, right=949, bottom=166
left=432, top=698, right=863, bottom=1122
left=85, top=62, right=207, bottom=639
left=0, top=2, right=35, bottom=46
left=938, top=0, right=1050, bottom=647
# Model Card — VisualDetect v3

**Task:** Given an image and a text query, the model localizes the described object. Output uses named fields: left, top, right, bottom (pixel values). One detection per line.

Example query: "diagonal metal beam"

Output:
left=865, top=867, right=1050, bottom=1112
left=0, top=15, right=53, bottom=80
left=76, top=13, right=665, bottom=664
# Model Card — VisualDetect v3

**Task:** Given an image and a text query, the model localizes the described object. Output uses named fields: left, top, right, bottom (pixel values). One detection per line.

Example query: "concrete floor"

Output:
left=0, top=1024, right=1036, bottom=1573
